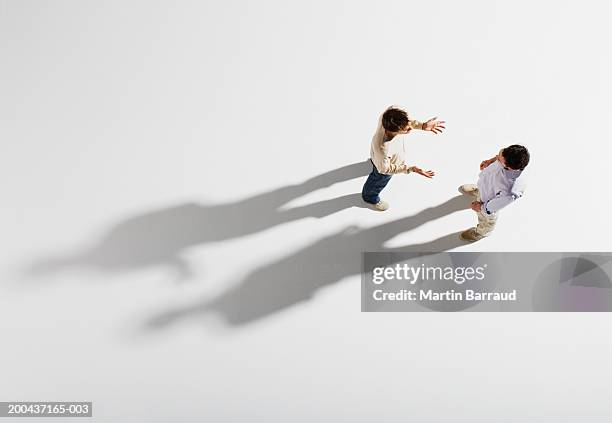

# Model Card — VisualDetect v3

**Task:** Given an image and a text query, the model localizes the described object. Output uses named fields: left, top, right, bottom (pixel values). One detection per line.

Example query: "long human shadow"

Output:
left=147, top=195, right=472, bottom=328
left=27, top=161, right=371, bottom=280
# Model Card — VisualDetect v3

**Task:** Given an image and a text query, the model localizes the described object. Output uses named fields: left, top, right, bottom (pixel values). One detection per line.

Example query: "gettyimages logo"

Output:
left=362, top=252, right=504, bottom=312
left=372, top=263, right=487, bottom=285
left=362, top=252, right=612, bottom=312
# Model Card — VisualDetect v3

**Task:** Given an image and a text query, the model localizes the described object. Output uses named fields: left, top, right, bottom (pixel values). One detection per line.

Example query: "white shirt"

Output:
left=369, top=108, right=422, bottom=175
left=477, top=160, right=527, bottom=215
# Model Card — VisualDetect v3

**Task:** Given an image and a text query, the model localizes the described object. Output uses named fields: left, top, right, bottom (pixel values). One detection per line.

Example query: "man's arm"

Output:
left=408, top=119, right=424, bottom=130
left=481, top=193, right=521, bottom=214
left=410, top=117, right=446, bottom=134
left=480, top=156, right=498, bottom=170
left=472, top=185, right=525, bottom=214
left=408, top=165, right=435, bottom=178
left=376, top=158, right=434, bottom=178
left=480, top=149, right=505, bottom=170
left=376, top=156, right=411, bottom=174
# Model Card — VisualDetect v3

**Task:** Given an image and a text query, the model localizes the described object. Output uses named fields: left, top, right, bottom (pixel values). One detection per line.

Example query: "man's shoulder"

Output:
left=371, top=120, right=386, bottom=143
left=511, top=171, right=527, bottom=193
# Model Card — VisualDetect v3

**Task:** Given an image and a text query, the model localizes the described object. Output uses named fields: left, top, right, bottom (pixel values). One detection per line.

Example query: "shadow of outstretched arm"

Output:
left=238, top=160, right=371, bottom=209
left=25, top=161, right=371, bottom=280
left=146, top=196, right=471, bottom=329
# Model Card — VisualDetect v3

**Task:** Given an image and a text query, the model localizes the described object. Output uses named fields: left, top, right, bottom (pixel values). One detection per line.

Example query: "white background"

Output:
left=1, top=0, right=612, bottom=421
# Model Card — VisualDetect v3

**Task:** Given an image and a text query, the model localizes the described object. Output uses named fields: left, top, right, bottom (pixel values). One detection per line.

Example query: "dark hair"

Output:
left=382, top=108, right=409, bottom=132
left=502, top=145, right=530, bottom=170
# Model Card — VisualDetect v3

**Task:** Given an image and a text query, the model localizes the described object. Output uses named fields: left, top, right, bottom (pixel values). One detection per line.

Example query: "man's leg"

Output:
left=362, top=162, right=392, bottom=210
left=460, top=190, right=498, bottom=241
left=475, top=210, right=497, bottom=237
left=459, top=184, right=478, bottom=196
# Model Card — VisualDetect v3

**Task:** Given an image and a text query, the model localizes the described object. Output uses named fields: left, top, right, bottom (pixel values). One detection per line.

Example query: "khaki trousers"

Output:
left=474, top=189, right=497, bottom=237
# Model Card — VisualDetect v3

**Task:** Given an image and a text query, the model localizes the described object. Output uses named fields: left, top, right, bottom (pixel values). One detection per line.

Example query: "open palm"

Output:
left=412, top=167, right=435, bottom=178
left=424, top=117, right=446, bottom=134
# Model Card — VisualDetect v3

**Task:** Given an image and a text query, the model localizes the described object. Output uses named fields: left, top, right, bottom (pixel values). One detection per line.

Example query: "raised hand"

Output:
left=423, top=117, right=446, bottom=134
left=410, top=166, right=435, bottom=178
left=479, top=157, right=497, bottom=170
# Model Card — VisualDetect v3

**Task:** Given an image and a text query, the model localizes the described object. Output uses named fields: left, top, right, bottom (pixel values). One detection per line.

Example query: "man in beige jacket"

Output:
left=362, top=106, right=445, bottom=211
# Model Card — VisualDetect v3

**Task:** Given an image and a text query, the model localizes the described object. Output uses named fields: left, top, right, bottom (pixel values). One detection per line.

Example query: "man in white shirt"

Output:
left=362, top=106, right=446, bottom=211
left=459, top=144, right=530, bottom=241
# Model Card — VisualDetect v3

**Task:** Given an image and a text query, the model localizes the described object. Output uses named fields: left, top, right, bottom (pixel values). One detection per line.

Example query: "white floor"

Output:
left=2, top=1, right=612, bottom=421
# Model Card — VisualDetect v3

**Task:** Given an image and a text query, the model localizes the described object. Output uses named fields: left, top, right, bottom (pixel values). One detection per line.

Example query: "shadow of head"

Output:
left=24, top=161, right=371, bottom=280
left=146, top=196, right=471, bottom=329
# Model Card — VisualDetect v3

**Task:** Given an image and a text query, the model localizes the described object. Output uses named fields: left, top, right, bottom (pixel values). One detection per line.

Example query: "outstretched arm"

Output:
left=377, top=157, right=411, bottom=174
left=408, top=166, right=435, bottom=178
left=411, top=117, right=446, bottom=134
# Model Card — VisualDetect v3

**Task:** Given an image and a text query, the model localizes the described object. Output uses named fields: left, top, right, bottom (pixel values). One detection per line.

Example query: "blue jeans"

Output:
left=361, top=160, right=392, bottom=204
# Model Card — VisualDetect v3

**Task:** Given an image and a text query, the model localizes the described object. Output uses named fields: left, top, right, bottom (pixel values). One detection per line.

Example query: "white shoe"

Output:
left=371, top=199, right=389, bottom=211
left=458, top=184, right=478, bottom=196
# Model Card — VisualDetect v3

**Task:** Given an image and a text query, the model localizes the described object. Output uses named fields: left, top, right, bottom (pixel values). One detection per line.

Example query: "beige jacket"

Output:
left=370, top=107, right=423, bottom=174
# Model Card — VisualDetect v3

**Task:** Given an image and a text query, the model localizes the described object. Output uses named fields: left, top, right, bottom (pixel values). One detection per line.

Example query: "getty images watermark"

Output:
left=361, top=252, right=612, bottom=312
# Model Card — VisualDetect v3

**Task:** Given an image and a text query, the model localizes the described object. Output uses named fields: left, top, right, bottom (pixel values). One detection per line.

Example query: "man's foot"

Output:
left=368, top=199, right=389, bottom=211
left=458, top=184, right=478, bottom=196
left=460, top=228, right=483, bottom=242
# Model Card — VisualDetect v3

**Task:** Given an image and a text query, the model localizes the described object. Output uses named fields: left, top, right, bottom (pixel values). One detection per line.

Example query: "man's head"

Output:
left=499, top=145, right=530, bottom=170
left=382, top=107, right=410, bottom=134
